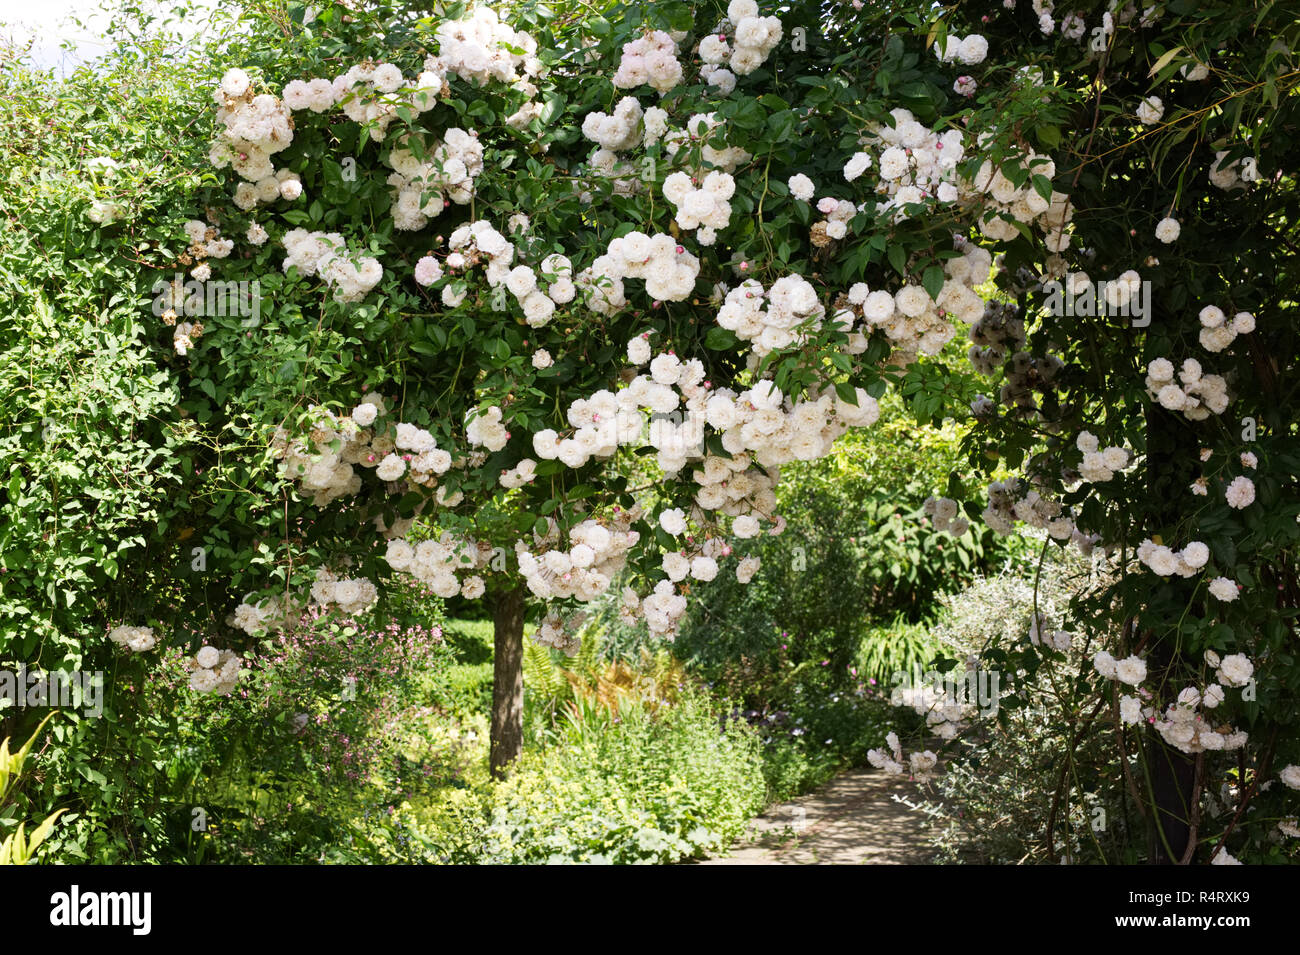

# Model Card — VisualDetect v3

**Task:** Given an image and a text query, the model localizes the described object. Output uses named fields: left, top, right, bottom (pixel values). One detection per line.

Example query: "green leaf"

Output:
left=704, top=326, right=738, bottom=350
left=922, top=264, right=945, bottom=302
left=887, top=244, right=906, bottom=276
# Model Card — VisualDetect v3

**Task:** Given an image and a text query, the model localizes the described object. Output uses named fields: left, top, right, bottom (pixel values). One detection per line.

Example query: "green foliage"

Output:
left=0, top=713, right=67, bottom=865
left=406, top=688, right=768, bottom=864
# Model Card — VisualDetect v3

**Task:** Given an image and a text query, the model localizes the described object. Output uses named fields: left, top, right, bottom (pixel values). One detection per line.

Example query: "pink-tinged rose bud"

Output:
left=676, top=245, right=684, bottom=254
left=740, top=261, right=749, bottom=270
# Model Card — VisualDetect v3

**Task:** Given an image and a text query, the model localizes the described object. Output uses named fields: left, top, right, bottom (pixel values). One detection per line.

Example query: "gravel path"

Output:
left=700, top=768, right=934, bottom=865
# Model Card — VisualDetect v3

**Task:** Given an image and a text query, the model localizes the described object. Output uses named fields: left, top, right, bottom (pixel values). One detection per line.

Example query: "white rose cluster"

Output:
left=209, top=68, right=294, bottom=184
left=1137, top=537, right=1212, bottom=578
left=442, top=218, right=514, bottom=297
left=229, top=591, right=304, bottom=635
left=861, top=108, right=966, bottom=220
left=502, top=253, right=576, bottom=328
left=327, top=61, right=443, bottom=143
left=715, top=275, right=825, bottom=356
left=1145, top=357, right=1230, bottom=419
left=384, top=534, right=491, bottom=599
left=516, top=514, right=640, bottom=604
left=1092, top=651, right=1148, bottom=687
left=966, top=149, right=1072, bottom=249
left=310, top=568, right=379, bottom=616
left=813, top=196, right=859, bottom=243
left=1152, top=692, right=1248, bottom=754
left=432, top=7, right=541, bottom=87
left=869, top=732, right=939, bottom=781
left=935, top=33, right=990, bottom=66
left=923, top=496, right=969, bottom=536
left=466, top=405, right=509, bottom=452
left=1075, top=431, right=1132, bottom=483
left=109, top=625, right=157, bottom=653
left=703, top=1, right=783, bottom=80
left=535, top=610, right=585, bottom=656
left=499, top=458, right=538, bottom=488
left=641, top=580, right=690, bottom=637
left=707, top=379, right=881, bottom=470
left=1209, top=150, right=1256, bottom=190
left=282, top=229, right=383, bottom=303
left=850, top=240, right=991, bottom=361
left=893, top=679, right=972, bottom=742
left=386, top=128, right=484, bottom=230
left=612, top=30, right=684, bottom=94
left=982, top=478, right=1100, bottom=555
left=581, top=96, right=646, bottom=152
left=579, top=231, right=700, bottom=313
left=274, top=395, right=454, bottom=508
left=1195, top=305, right=1255, bottom=353
left=663, top=170, right=736, bottom=244
left=183, top=219, right=236, bottom=260
left=185, top=646, right=243, bottom=695
left=663, top=112, right=752, bottom=173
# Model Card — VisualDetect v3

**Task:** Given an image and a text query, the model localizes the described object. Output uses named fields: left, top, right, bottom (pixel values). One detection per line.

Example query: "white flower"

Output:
left=1093, top=650, right=1118, bottom=680
left=376, top=453, right=407, bottom=481
left=532, top=349, right=553, bottom=369
left=659, top=507, right=688, bottom=535
left=1154, top=217, right=1180, bottom=243
left=736, top=556, right=760, bottom=583
left=1136, top=95, right=1164, bottom=125
left=628, top=336, right=652, bottom=365
left=1180, top=541, right=1209, bottom=568
left=690, top=556, right=719, bottom=581
left=196, top=646, right=220, bottom=669
left=352, top=402, right=378, bottom=426
left=956, top=34, right=988, bottom=64
left=1279, top=765, right=1300, bottom=790
left=1216, top=653, right=1253, bottom=688
left=1225, top=476, right=1255, bottom=509
left=1208, top=577, right=1239, bottom=602
left=787, top=173, right=815, bottom=201
left=414, top=255, right=444, bottom=286
left=1119, top=695, right=1143, bottom=725
left=1115, top=655, right=1147, bottom=686
left=1210, top=848, right=1242, bottom=865
left=844, top=152, right=872, bottom=182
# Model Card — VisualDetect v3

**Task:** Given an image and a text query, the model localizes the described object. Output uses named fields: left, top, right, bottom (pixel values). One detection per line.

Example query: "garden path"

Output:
left=699, top=768, right=933, bottom=865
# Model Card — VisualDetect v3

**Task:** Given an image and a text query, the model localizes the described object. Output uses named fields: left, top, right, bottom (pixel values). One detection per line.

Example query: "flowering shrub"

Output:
left=4, top=0, right=1300, bottom=864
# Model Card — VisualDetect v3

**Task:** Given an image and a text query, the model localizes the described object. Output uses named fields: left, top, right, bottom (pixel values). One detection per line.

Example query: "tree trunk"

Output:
left=489, top=585, right=526, bottom=779
left=1146, top=738, right=1196, bottom=863
left=1143, top=359, right=1198, bottom=863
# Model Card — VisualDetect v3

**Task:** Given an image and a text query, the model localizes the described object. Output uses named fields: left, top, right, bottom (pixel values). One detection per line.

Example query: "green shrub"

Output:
left=403, top=689, right=767, bottom=864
